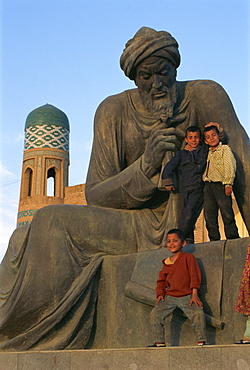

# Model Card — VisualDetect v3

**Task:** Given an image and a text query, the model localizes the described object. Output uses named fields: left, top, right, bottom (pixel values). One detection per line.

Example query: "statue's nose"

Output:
left=152, top=75, right=162, bottom=89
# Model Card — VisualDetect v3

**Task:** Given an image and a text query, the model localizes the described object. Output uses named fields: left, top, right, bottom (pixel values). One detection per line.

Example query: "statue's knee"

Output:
left=32, top=205, right=62, bottom=223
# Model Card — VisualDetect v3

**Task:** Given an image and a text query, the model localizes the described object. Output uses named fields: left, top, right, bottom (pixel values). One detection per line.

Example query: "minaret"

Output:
left=17, top=104, right=70, bottom=227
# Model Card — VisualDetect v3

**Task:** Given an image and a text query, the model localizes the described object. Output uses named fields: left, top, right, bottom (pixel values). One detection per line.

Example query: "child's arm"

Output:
left=187, top=255, right=204, bottom=308
left=189, top=288, right=203, bottom=308
left=222, top=145, right=236, bottom=196
left=155, top=268, right=167, bottom=304
left=161, top=152, right=181, bottom=190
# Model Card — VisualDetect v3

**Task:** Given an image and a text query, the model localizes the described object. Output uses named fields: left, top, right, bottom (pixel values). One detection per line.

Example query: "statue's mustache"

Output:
left=138, top=83, right=178, bottom=125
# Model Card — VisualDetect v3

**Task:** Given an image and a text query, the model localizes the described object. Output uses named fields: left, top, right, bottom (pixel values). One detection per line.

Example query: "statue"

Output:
left=0, top=27, right=249, bottom=351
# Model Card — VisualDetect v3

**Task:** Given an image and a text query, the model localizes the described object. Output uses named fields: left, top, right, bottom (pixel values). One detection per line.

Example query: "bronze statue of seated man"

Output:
left=0, top=27, right=249, bottom=350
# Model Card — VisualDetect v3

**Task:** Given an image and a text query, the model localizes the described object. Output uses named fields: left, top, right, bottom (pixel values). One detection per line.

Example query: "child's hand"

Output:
left=205, top=122, right=221, bottom=131
left=184, top=143, right=193, bottom=151
left=165, top=186, right=175, bottom=191
left=155, top=295, right=165, bottom=305
left=225, top=186, right=232, bottom=196
left=190, top=289, right=203, bottom=308
left=189, top=295, right=203, bottom=308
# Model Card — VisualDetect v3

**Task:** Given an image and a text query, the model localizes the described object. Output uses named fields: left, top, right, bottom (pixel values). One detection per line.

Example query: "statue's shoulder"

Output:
left=180, top=79, right=224, bottom=92
left=93, top=89, right=137, bottom=129
left=178, top=79, right=227, bottom=103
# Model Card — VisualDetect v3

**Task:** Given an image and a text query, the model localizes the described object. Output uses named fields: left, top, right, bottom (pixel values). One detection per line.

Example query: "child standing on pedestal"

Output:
left=161, top=126, right=206, bottom=244
left=147, top=229, right=207, bottom=347
left=203, top=125, right=239, bottom=241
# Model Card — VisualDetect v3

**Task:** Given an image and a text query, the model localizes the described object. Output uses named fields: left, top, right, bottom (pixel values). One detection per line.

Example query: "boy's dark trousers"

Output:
left=178, top=186, right=204, bottom=243
left=203, top=182, right=239, bottom=241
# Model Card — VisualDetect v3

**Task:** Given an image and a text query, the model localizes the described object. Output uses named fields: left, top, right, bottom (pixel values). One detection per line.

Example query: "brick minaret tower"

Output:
left=17, top=104, right=70, bottom=227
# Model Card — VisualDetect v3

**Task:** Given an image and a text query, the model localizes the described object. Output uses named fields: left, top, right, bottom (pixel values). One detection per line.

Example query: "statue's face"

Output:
left=135, top=56, right=177, bottom=121
left=135, top=57, right=176, bottom=95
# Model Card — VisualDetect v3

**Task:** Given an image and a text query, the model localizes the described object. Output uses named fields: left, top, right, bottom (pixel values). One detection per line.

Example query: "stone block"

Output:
left=0, top=352, right=18, bottom=370
left=18, top=351, right=71, bottom=370
left=221, top=345, right=250, bottom=370
left=169, top=345, right=221, bottom=369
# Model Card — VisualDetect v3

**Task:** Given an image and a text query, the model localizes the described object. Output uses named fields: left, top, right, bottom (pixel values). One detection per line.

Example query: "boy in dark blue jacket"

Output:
left=162, top=125, right=223, bottom=243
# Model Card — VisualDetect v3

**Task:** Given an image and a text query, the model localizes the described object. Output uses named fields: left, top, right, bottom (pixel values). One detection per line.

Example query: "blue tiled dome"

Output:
left=25, top=104, right=70, bottom=131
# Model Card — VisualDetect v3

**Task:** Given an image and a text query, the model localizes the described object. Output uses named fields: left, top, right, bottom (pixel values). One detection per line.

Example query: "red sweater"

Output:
left=156, top=251, right=201, bottom=298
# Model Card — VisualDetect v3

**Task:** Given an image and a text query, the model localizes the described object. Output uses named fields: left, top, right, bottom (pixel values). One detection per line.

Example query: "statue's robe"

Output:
left=0, top=80, right=249, bottom=350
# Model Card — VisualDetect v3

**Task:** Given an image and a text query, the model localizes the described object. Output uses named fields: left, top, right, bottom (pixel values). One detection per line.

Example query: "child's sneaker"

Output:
left=147, top=342, right=166, bottom=347
left=234, top=339, right=250, bottom=344
left=198, top=341, right=210, bottom=346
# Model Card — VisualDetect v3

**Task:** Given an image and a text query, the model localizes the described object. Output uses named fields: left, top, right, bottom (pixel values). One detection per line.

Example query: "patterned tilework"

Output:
left=17, top=209, right=37, bottom=228
left=25, top=125, right=69, bottom=151
left=18, top=209, right=37, bottom=218
left=17, top=220, right=32, bottom=227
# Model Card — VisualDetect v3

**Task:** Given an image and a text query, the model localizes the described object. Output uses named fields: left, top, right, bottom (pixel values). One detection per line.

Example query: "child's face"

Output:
left=166, top=233, right=185, bottom=253
left=204, top=129, right=220, bottom=148
left=185, top=131, right=201, bottom=149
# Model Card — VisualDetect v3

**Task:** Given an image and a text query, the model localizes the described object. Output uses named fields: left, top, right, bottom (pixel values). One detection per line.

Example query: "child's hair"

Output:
left=203, top=125, right=220, bottom=136
left=185, top=126, right=201, bottom=137
left=167, top=228, right=185, bottom=242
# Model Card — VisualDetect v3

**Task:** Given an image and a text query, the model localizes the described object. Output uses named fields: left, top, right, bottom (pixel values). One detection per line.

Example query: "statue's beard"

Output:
left=139, top=83, right=178, bottom=124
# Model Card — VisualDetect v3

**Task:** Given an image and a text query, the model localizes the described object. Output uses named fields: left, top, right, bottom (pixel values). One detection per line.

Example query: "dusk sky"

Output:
left=0, top=0, right=249, bottom=260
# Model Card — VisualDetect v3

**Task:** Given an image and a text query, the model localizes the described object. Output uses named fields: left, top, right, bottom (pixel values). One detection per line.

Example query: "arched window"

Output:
left=24, top=167, right=33, bottom=197
left=47, top=167, right=56, bottom=196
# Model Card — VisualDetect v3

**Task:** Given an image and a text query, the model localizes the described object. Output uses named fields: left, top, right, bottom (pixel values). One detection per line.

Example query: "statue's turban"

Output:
left=120, top=27, right=181, bottom=80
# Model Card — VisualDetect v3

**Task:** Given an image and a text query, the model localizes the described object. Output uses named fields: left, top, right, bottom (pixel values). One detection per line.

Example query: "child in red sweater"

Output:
left=148, top=229, right=207, bottom=347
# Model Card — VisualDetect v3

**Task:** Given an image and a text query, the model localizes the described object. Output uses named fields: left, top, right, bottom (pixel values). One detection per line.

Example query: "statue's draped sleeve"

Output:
left=85, top=94, right=158, bottom=209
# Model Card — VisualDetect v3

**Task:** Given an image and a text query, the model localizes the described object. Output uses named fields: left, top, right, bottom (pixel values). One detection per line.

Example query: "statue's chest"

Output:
left=122, top=116, right=151, bottom=165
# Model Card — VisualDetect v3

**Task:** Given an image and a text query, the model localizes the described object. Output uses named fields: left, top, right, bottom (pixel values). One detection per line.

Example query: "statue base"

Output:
left=1, top=345, right=249, bottom=369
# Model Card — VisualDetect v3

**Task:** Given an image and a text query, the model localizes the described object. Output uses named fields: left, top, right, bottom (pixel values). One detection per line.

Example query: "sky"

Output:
left=0, top=0, right=249, bottom=261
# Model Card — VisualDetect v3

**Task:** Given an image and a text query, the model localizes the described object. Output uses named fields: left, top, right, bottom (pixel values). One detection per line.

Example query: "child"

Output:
left=148, top=229, right=207, bottom=347
left=203, top=125, right=239, bottom=241
left=234, top=244, right=250, bottom=344
left=161, top=126, right=209, bottom=244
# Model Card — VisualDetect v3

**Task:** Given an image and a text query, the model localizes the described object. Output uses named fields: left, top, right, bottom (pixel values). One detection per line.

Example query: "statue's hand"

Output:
left=142, top=125, right=185, bottom=177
